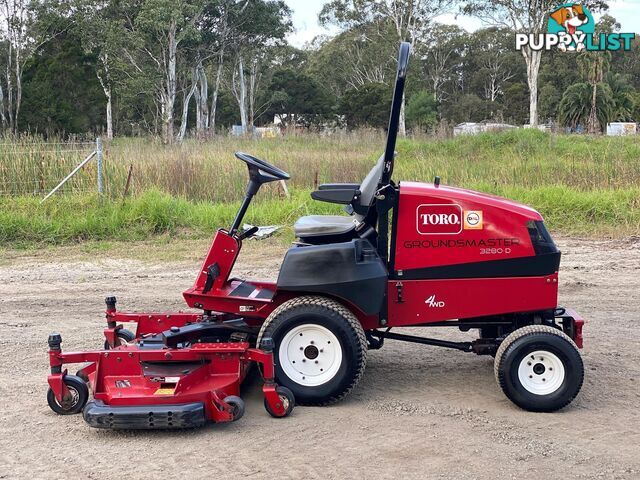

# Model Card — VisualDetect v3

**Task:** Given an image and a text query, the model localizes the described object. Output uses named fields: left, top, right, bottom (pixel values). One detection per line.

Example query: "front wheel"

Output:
left=257, top=296, right=367, bottom=406
left=494, top=325, right=584, bottom=412
left=47, top=375, right=89, bottom=415
left=104, top=328, right=135, bottom=350
left=223, top=395, right=245, bottom=421
left=264, top=386, right=295, bottom=418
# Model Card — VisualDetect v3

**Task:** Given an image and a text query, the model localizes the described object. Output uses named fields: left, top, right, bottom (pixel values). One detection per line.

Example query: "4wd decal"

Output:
left=416, top=204, right=462, bottom=235
left=425, top=294, right=445, bottom=308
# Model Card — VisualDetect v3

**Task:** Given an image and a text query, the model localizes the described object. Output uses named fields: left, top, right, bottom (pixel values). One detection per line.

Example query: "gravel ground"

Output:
left=0, top=237, right=639, bottom=479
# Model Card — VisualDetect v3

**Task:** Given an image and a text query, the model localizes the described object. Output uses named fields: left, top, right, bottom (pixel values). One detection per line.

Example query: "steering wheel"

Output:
left=235, top=152, right=290, bottom=183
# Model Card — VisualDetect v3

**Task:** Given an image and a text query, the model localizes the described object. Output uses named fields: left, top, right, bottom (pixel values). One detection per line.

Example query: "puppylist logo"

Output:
left=516, top=3, right=635, bottom=52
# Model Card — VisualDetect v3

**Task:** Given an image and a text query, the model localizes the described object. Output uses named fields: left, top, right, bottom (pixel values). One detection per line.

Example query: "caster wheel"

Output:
left=264, top=386, right=295, bottom=418
left=223, top=395, right=245, bottom=421
left=47, top=375, right=89, bottom=415
left=104, top=329, right=135, bottom=350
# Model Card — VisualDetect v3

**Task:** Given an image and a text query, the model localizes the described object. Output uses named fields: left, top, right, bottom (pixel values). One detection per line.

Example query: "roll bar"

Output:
left=382, top=41, right=411, bottom=185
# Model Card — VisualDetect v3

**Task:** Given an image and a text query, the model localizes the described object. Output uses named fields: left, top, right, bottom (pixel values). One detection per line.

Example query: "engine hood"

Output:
left=399, top=181, right=543, bottom=221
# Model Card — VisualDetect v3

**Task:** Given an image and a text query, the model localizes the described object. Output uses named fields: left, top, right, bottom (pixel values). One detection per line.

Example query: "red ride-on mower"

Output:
left=48, top=42, right=586, bottom=425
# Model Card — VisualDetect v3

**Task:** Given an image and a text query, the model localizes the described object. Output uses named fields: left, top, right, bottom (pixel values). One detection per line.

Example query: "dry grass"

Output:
left=2, top=129, right=639, bottom=200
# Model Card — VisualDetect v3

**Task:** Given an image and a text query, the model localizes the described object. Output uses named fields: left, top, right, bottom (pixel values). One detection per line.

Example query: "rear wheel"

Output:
left=494, top=325, right=584, bottom=412
left=257, top=296, right=367, bottom=406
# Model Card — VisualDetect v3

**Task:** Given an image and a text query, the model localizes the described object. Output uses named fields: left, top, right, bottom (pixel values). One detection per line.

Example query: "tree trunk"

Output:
left=522, top=47, right=542, bottom=127
left=96, top=61, right=114, bottom=140
left=196, top=61, right=208, bottom=138
left=236, top=55, right=248, bottom=133
left=0, top=83, right=6, bottom=129
left=398, top=94, right=406, bottom=136
left=14, top=47, right=21, bottom=132
left=209, top=48, right=224, bottom=135
left=587, top=82, right=600, bottom=134
left=6, top=47, right=13, bottom=132
left=105, top=88, right=113, bottom=139
left=163, top=19, right=178, bottom=144
left=249, top=62, right=254, bottom=129
left=177, top=72, right=198, bottom=143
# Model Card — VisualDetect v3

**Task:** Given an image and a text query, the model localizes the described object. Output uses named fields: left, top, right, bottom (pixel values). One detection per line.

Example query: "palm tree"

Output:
left=606, top=72, right=635, bottom=121
left=559, top=83, right=615, bottom=131
left=578, top=50, right=610, bottom=134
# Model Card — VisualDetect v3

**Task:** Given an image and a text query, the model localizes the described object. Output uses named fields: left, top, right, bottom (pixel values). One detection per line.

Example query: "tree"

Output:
left=418, top=24, right=466, bottom=105
left=405, top=90, right=437, bottom=131
left=320, top=0, right=454, bottom=136
left=263, top=68, right=334, bottom=127
left=578, top=50, right=609, bottom=134
left=606, top=72, right=634, bottom=121
left=75, top=1, right=126, bottom=139
left=558, top=82, right=614, bottom=131
left=0, top=0, right=71, bottom=132
left=307, top=21, right=397, bottom=97
left=21, top=29, right=104, bottom=134
left=118, top=0, right=207, bottom=143
left=468, top=28, right=518, bottom=110
left=225, top=0, right=291, bottom=133
left=463, top=0, right=608, bottom=126
left=503, top=82, right=529, bottom=125
left=340, top=82, right=390, bottom=129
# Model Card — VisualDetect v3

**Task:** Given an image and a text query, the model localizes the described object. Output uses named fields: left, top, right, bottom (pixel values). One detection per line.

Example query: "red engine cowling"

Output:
left=388, top=182, right=560, bottom=326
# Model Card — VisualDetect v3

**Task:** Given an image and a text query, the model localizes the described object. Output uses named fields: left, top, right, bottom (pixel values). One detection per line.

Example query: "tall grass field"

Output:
left=1, top=129, right=639, bottom=246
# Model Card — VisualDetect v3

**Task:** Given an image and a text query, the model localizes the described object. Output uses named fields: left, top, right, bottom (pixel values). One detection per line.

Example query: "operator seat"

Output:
left=294, top=154, right=385, bottom=243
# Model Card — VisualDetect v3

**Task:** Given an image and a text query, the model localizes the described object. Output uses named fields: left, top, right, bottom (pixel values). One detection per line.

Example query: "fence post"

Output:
left=96, top=137, right=104, bottom=194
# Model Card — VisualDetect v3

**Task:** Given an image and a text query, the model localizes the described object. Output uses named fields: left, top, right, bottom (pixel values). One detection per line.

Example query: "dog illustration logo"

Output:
left=548, top=4, right=594, bottom=51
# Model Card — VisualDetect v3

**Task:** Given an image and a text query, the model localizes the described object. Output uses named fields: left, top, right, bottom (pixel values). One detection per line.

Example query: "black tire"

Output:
left=223, top=395, right=245, bottom=421
left=257, top=296, right=367, bottom=406
left=47, top=375, right=89, bottom=415
left=104, top=328, right=136, bottom=350
left=494, top=325, right=584, bottom=412
left=264, top=386, right=295, bottom=418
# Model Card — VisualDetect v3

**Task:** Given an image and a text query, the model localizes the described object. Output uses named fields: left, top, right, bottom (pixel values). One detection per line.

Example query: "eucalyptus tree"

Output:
left=320, top=0, right=456, bottom=136
left=74, top=0, right=127, bottom=139
left=224, top=0, right=291, bottom=132
left=0, top=0, right=72, bottom=132
left=307, top=21, right=397, bottom=98
left=463, top=0, right=608, bottom=126
left=113, top=0, right=207, bottom=143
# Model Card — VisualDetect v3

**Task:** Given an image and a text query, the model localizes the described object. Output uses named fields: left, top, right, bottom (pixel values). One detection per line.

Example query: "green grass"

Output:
left=1, top=185, right=638, bottom=247
left=0, top=190, right=343, bottom=247
left=0, top=129, right=639, bottom=246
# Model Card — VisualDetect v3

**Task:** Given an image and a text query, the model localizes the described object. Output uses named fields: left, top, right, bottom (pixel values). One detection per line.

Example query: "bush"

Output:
left=406, top=90, right=438, bottom=132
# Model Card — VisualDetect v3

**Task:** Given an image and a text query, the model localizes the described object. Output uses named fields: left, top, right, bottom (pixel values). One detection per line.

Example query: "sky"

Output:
left=285, top=0, right=640, bottom=48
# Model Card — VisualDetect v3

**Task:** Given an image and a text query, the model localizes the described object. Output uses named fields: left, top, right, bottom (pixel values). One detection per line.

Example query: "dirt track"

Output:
left=1, top=237, right=639, bottom=479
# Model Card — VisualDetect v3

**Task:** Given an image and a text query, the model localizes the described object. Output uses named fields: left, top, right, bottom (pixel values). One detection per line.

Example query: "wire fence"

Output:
left=0, top=140, right=101, bottom=198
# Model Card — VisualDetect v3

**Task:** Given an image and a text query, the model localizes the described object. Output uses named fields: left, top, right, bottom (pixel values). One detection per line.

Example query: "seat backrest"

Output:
left=355, top=154, right=385, bottom=220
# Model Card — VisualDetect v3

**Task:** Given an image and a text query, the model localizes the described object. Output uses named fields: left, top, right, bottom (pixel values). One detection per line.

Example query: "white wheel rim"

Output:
left=518, top=350, right=565, bottom=395
left=279, top=324, right=343, bottom=387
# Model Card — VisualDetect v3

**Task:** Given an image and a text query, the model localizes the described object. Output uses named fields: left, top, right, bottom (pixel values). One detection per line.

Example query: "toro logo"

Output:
left=416, top=204, right=462, bottom=235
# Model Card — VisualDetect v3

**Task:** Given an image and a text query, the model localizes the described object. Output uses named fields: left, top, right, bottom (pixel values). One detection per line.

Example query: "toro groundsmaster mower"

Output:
left=47, top=42, right=585, bottom=427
